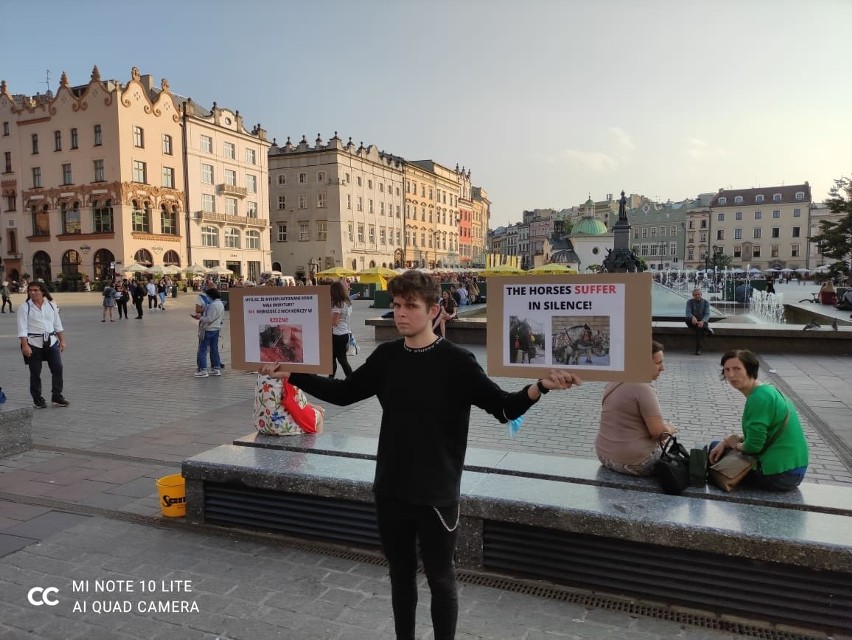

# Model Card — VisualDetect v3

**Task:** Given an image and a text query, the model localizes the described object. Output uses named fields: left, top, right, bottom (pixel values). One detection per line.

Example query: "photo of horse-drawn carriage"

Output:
left=508, top=316, right=546, bottom=364
left=551, top=316, right=610, bottom=366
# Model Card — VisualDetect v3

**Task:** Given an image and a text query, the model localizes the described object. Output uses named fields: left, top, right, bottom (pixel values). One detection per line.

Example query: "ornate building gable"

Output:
left=119, top=66, right=180, bottom=123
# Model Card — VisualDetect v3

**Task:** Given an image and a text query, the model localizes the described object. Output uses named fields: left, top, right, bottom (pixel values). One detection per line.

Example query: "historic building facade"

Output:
left=0, top=66, right=269, bottom=284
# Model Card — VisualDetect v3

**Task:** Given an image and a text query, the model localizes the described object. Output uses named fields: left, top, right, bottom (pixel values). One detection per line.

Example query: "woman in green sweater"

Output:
left=709, top=349, right=809, bottom=491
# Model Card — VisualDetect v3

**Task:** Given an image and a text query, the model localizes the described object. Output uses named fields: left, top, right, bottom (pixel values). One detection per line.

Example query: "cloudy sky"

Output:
left=2, top=0, right=849, bottom=226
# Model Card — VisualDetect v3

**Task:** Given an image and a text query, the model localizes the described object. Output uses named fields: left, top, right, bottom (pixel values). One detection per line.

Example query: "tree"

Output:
left=812, top=175, right=852, bottom=276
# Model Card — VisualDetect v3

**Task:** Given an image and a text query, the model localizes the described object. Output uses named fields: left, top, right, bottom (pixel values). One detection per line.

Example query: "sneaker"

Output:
left=695, top=349, right=702, bottom=356
left=210, top=369, right=222, bottom=376
left=194, top=369, right=209, bottom=378
left=33, top=397, right=47, bottom=409
left=51, top=396, right=70, bottom=407
left=705, top=325, right=715, bottom=336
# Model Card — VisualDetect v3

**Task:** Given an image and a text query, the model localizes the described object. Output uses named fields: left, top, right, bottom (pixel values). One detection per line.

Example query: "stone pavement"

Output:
left=0, top=290, right=850, bottom=639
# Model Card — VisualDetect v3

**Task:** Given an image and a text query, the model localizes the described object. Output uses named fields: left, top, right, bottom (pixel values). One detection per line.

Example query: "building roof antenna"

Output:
left=44, top=69, right=51, bottom=94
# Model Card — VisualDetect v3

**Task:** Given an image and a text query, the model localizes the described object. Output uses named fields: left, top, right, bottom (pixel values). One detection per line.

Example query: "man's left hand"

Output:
left=541, top=370, right=582, bottom=390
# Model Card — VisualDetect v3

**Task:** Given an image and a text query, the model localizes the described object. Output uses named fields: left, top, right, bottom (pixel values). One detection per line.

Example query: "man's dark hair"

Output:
left=387, top=270, right=439, bottom=307
left=206, top=288, right=221, bottom=300
left=652, top=340, right=664, bottom=354
left=720, top=349, right=759, bottom=379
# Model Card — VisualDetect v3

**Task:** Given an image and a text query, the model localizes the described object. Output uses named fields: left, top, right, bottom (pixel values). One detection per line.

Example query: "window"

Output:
left=670, top=242, right=677, bottom=256
left=396, top=205, right=401, bottom=218
left=162, top=134, right=173, bottom=155
left=348, top=223, right=353, bottom=242
left=755, top=195, right=764, bottom=204
left=246, top=201, right=257, bottom=218
left=753, top=245, right=761, bottom=257
left=219, top=169, right=234, bottom=186
left=32, top=167, right=42, bottom=188
left=369, top=199, right=374, bottom=214
left=298, top=194, right=307, bottom=209
left=357, top=176, right=362, bottom=187
left=94, top=124, right=102, bottom=146
left=132, top=200, right=151, bottom=232
left=733, top=211, right=741, bottom=221
left=94, top=159, right=105, bottom=182
left=225, top=228, right=240, bottom=248
left=380, top=228, right=386, bottom=244
left=162, top=167, right=175, bottom=188
left=700, top=219, right=707, bottom=228
left=69, top=128, right=78, bottom=149
left=3, top=151, right=10, bottom=173
left=202, top=226, right=219, bottom=246
left=62, top=163, right=72, bottom=185
left=670, top=225, right=677, bottom=236
left=299, top=222, right=309, bottom=241
left=650, top=227, right=657, bottom=238
left=224, top=142, right=235, bottom=159
left=317, top=171, right=326, bottom=183
left=201, top=163, right=213, bottom=184
left=317, top=193, right=326, bottom=208
left=277, top=195, right=286, bottom=210
left=246, top=230, right=260, bottom=248
left=791, top=244, right=800, bottom=257
left=2, top=122, right=8, bottom=136
left=246, top=174, right=257, bottom=193
left=54, top=130, right=62, bottom=151
left=201, top=193, right=215, bottom=212
left=5, top=191, right=16, bottom=211
left=734, top=228, right=742, bottom=240
left=641, top=228, right=648, bottom=239
left=133, top=126, right=144, bottom=148
left=245, top=148, right=257, bottom=164
left=369, top=225, right=375, bottom=243
left=61, top=202, right=81, bottom=234
left=754, top=211, right=762, bottom=219
left=93, top=199, right=113, bottom=233
left=716, top=230, right=724, bottom=241
left=753, top=228, right=762, bottom=239
left=772, top=210, right=780, bottom=219
left=734, top=196, right=743, bottom=204
left=317, top=221, right=327, bottom=241
left=717, top=213, right=724, bottom=222
left=792, top=226, right=800, bottom=238
left=773, top=193, right=782, bottom=202
left=367, top=179, right=373, bottom=189
left=357, top=224, right=364, bottom=242
left=793, top=208, right=801, bottom=217
left=132, top=160, right=147, bottom=183
left=357, top=196, right=362, bottom=211
left=380, top=202, right=385, bottom=216
left=299, top=172, right=307, bottom=183
left=32, top=205, right=50, bottom=235
left=396, top=229, right=401, bottom=245
left=795, top=192, right=804, bottom=201
left=277, top=224, right=287, bottom=242
left=734, top=245, right=741, bottom=258
left=718, top=197, right=727, bottom=205
left=161, top=205, right=177, bottom=235
left=277, top=174, right=286, bottom=185
left=226, top=197, right=238, bottom=216
left=700, top=232, right=707, bottom=242
left=200, top=135, right=213, bottom=153
left=346, top=194, right=351, bottom=210
left=771, top=227, right=780, bottom=239
left=32, top=134, right=39, bottom=154
left=771, top=245, right=779, bottom=258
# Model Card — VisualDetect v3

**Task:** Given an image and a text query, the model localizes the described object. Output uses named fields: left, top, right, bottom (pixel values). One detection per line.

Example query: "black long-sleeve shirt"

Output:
left=290, top=338, right=536, bottom=506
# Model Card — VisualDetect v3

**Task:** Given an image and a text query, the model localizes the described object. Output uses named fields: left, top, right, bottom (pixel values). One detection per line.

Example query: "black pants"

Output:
left=685, top=320, right=711, bottom=351
left=375, top=495, right=459, bottom=640
left=27, top=342, right=63, bottom=402
left=331, top=333, right=352, bottom=378
left=133, top=297, right=144, bottom=317
left=117, top=299, right=129, bottom=318
left=148, top=294, right=157, bottom=309
left=1, top=296, right=11, bottom=312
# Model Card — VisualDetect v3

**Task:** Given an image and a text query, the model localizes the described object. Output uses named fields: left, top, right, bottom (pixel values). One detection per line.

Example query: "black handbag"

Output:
left=654, top=434, right=691, bottom=495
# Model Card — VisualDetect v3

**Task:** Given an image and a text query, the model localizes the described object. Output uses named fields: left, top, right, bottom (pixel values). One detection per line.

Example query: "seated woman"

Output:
left=709, top=349, right=808, bottom=491
left=595, top=341, right=677, bottom=476
left=432, top=289, right=457, bottom=338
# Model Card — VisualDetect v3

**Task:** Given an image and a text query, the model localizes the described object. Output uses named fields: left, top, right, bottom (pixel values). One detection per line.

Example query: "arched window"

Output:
left=245, top=230, right=260, bottom=249
left=61, top=201, right=81, bottom=235
left=62, top=250, right=81, bottom=276
left=32, top=250, right=52, bottom=281
left=272, top=261, right=282, bottom=272
left=32, top=204, right=50, bottom=236
left=369, top=260, right=376, bottom=268
left=224, top=228, right=241, bottom=248
left=161, top=204, right=177, bottom=235
left=93, top=199, right=114, bottom=233
left=132, top=200, right=151, bottom=232
left=134, top=249, right=153, bottom=266
left=93, top=249, right=115, bottom=280
left=162, top=250, right=181, bottom=266
left=201, top=226, right=219, bottom=247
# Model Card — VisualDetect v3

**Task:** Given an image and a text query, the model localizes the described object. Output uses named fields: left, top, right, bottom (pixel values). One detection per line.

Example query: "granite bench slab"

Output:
left=0, top=404, right=33, bottom=458
left=232, top=432, right=852, bottom=517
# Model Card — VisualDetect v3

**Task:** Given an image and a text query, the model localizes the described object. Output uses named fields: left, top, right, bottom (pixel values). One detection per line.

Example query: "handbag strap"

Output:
left=757, top=388, right=791, bottom=455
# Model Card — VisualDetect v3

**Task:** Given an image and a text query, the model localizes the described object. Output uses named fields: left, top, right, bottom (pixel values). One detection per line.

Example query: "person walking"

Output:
left=195, top=288, right=225, bottom=378
left=261, top=270, right=581, bottom=640
left=16, top=281, right=69, bottom=408
left=330, top=281, right=353, bottom=379
left=1, top=280, right=12, bottom=313
left=115, top=282, right=130, bottom=319
left=685, top=288, right=714, bottom=355
left=146, top=279, right=158, bottom=310
left=157, top=278, right=167, bottom=310
left=131, top=280, right=145, bottom=319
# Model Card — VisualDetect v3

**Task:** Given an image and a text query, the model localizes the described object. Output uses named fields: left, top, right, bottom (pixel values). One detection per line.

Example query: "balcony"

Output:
left=218, top=183, right=247, bottom=198
left=196, top=210, right=267, bottom=228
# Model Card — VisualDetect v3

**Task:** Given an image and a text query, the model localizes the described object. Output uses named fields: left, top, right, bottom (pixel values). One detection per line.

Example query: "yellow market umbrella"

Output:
left=315, top=267, right=357, bottom=278
left=478, top=264, right=527, bottom=277
left=359, top=266, right=398, bottom=278
left=526, top=264, right=578, bottom=275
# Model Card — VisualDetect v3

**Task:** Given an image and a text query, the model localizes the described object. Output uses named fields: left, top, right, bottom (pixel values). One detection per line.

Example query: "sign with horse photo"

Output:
left=487, top=273, right=654, bottom=382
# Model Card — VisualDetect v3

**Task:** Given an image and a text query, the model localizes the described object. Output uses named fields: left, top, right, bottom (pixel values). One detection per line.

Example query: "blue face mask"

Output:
left=507, top=415, right=524, bottom=438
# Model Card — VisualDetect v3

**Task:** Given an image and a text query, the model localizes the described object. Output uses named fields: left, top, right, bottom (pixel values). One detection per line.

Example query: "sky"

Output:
left=2, top=0, right=850, bottom=227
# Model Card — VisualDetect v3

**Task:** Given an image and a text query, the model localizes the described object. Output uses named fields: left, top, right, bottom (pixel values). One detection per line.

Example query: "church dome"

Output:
left=571, top=217, right=608, bottom=236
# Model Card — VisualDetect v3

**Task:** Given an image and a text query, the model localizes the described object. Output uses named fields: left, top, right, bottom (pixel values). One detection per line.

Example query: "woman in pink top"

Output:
left=595, top=341, right=677, bottom=476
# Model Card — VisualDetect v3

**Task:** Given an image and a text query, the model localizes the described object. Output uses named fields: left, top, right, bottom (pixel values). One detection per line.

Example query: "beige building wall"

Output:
left=268, top=135, right=405, bottom=278
left=405, top=160, right=462, bottom=268
left=471, top=186, right=489, bottom=268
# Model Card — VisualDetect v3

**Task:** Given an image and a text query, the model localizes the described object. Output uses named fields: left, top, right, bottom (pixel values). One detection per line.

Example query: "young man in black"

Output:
left=262, top=270, right=581, bottom=640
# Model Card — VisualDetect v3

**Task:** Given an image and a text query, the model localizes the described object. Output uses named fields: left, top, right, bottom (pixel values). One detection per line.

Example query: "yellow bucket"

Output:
left=156, top=474, right=186, bottom=517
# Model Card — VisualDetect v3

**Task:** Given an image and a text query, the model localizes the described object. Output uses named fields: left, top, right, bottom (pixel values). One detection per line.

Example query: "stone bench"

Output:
left=183, top=433, right=852, bottom=633
left=0, top=404, right=33, bottom=458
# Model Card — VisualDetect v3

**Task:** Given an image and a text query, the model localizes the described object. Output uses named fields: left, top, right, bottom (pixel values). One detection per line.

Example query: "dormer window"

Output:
left=795, top=192, right=805, bottom=201
left=718, top=197, right=727, bottom=205
left=755, top=194, right=764, bottom=203
left=773, top=193, right=782, bottom=202
left=734, top=196, right=743, bottom=204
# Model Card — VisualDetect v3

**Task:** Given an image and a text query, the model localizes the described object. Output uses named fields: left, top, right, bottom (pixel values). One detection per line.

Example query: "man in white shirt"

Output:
left=195, top=288, right=225, bottom=377
left=146, top=279, right=158, bottom=310
left=17, top=281, right=69, bottom=408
